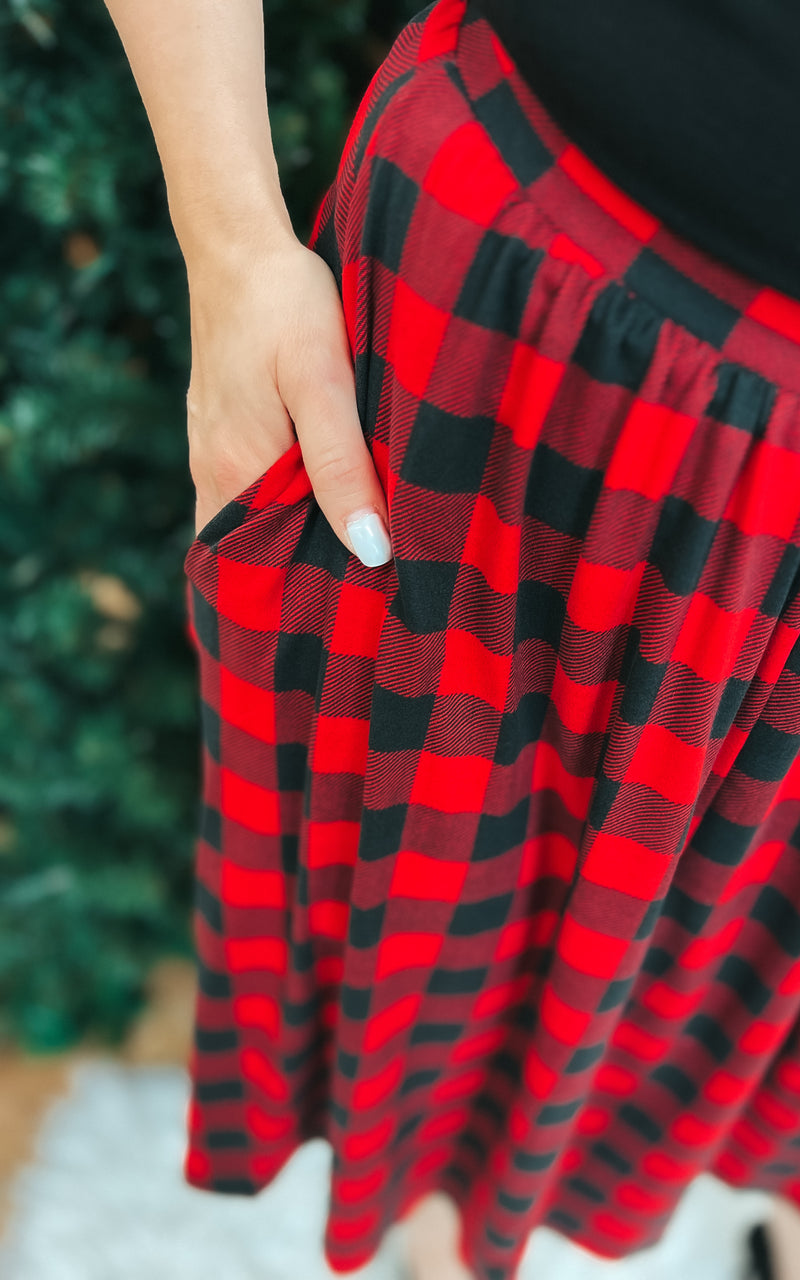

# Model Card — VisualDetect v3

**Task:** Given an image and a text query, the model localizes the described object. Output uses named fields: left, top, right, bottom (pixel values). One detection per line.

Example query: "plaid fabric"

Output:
left=180, top=3, right=800, bottom=1278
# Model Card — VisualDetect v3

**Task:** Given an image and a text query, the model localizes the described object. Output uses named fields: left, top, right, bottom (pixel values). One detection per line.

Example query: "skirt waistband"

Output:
left=415, top=0, right=800, bottom=398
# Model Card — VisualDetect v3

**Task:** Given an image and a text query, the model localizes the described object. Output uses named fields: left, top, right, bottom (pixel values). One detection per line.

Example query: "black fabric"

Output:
left=470, top=0, right=800, bottom=302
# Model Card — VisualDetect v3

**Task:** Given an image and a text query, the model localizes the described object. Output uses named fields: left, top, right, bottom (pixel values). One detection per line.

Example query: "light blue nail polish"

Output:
left=345, top=512, right=393, bottom=566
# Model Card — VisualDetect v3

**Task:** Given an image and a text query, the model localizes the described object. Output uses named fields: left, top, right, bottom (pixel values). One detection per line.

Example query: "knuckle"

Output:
left=310, top=449, right=365, bottom=498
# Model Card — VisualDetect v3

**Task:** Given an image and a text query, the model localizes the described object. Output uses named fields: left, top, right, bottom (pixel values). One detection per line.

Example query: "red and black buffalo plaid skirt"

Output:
left=180, top=2, right=800, bottom=1278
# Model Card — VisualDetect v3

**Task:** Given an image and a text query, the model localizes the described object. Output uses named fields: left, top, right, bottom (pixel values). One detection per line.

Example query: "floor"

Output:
left=0, top=959, right=774, bottom=1280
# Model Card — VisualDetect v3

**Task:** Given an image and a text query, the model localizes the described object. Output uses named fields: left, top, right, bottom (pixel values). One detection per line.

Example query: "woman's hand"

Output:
left=98, top=0, right=389, bottom=561
left=185, top=229, right=392, bottom=566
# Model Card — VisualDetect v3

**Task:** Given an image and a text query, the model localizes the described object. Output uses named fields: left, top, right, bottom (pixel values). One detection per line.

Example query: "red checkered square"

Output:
left=746, top=287, right=800, bottom=344
left=519, top=830, right=579, bottom=888
left=722, top=438, right=800, bottom=540
left=640, top=1152, right=696, bottom=1177
left=240, top=1047, right=290, bottom=1101
left=623, top=721, right=705, bottom=806
left=549, top=659, right=617, bottom=737
left=221, top=768, right=281, bottom=835
left=530, top=740, right=595, bottom=824
left=216, top=557, right=287, bottom=631
left=233, top=993, right=281, bottom=1039
left=680, top=919, right=743, bottom=970
left=496, top=342, right=566, bottom=447
left=581, top=830, right=668, bottom=899
left=422, top=120, right=519, bottom=226
left=312, top=714, right=370, bottom=776
left=410, top=748, right=493, bottom=812
left=595, top=1065, right=637, bottom=1096
left=589, top=1211, right=640, bottom=1245
left=225, top=935, right=287, bottom=976
left=352, top=1058, right=404, bottom=1110
left=612, top=1020, right=668, bottom=1062
left=437, top=626, right=513, bottom=710
left=220, top=667, right=276, bottom=742
left=310, top=899, right=350, bottom=940
left=549, top=232, right=606, bottom=279
left=671, top=1114, right=717, bottom=1147
left=540, top=983, right=592, bottom=1044
left=329, top=582, right=387, bottom=658
left=416, top=0, right=465, bottom=61
left=740, top=1021, right=787, bottom=1056
left=389, top=849, right=469, bottom=901
left=522, top=1044, right=559, bottom=1098
left=461, top=493, right=522, bottom=595
left=307, top=820, right=361, bottom=870
left=672, top=592, right=755, bottom=684
left=605, top=399, right=697, bottom=501
left=221, top=859, right=286, bottom=909
left=566, top=557, right=646, bottom=632
left=363, top=995, right=422, bottom=1052
left=386, top=277, right=451, bottom=398
left=376, top=931, right=443, bottom=978
left=555, top=913, right=628, bottom=979
left=642, top=981, right=704, bottom=1020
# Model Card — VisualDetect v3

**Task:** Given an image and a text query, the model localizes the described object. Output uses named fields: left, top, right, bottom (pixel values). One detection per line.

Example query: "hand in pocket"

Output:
left=185, top=231, right=392, bottom=567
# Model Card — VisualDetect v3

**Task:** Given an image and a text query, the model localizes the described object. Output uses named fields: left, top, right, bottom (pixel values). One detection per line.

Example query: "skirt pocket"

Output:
left=183, top=436, right=312, bottom=580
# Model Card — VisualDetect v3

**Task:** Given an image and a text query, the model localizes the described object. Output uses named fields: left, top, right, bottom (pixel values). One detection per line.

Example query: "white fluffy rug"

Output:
left=0, top=1057, right=774, bottom=1280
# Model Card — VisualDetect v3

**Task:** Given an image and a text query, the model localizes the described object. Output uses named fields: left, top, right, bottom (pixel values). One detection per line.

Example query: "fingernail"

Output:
left=345, top=511, right=393, bottom=566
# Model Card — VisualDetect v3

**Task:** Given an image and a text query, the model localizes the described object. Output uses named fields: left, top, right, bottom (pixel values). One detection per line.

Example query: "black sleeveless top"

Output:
left=470, top=0, right=800, bottom=303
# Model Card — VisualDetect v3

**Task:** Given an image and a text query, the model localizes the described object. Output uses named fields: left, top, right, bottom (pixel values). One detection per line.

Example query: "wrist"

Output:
left=169, top=163, right=296, bottom=272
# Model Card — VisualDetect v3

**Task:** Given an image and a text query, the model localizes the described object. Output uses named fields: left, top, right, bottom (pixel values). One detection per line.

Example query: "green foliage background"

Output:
left=0, top=0, right=419, bottom=1052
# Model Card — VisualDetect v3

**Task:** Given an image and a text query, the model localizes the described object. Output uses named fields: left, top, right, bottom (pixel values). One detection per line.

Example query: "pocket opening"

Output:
left=185, top=437, right=307, bottom=555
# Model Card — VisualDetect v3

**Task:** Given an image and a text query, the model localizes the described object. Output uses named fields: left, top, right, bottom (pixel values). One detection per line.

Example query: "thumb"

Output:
left=294, top=377, right=393, bottom=567
left=278, top=338, right=393, bottom=571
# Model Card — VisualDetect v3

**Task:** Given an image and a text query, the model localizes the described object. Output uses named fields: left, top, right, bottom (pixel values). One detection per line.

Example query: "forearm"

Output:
left=101, top=0, right=294, bottom=265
